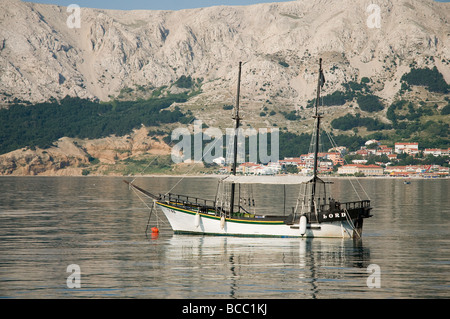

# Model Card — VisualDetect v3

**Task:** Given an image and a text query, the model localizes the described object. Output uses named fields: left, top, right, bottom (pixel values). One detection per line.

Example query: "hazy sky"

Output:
left=28, top=0, right=298, bottom=10
left=25, top=0, right=450, bottom=11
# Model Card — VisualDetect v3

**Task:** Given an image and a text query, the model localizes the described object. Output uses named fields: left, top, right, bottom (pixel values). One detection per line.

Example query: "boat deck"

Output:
left=159, top=193, right=372, bottom=224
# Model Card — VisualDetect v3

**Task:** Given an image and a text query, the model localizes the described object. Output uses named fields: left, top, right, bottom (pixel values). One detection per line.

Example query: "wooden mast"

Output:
left=311, top=58, right=323, bottom=214
left=229, top=61, right=242, bottom=217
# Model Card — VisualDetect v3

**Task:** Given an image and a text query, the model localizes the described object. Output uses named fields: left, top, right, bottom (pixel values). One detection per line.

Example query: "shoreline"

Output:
left=0, top=174, right=448, bottom=180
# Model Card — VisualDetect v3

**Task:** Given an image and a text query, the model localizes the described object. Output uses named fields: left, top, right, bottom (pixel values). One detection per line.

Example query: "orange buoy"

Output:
left=151, top=227, right=160, bottom=234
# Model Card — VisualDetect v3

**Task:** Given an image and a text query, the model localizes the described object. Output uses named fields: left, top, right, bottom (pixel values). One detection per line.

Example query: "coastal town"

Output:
left=213, top=140, right=450, bottom=178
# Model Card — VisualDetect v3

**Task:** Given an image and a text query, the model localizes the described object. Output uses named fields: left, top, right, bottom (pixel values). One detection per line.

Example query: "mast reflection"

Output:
left=166, top=236, right=371, bottom=298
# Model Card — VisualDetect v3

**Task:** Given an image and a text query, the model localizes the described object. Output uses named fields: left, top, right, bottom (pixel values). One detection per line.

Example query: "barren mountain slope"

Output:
left=0, top=0, right=448, bottom=106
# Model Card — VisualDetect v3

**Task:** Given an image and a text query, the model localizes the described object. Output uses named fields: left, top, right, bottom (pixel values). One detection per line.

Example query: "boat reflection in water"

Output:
left=164, top=235, right=371, bottom=298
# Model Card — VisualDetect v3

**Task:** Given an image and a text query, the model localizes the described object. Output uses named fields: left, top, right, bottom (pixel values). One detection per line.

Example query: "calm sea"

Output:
left=0, top=176, right=448, bottom=299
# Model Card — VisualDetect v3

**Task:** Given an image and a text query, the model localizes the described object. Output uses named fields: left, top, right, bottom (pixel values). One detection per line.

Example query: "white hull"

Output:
left=158, top=203, right=356, bottom=239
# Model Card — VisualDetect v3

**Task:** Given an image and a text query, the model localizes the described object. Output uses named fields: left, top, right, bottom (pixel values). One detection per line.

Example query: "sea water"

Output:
left=0, top=176, right=448, bottom=299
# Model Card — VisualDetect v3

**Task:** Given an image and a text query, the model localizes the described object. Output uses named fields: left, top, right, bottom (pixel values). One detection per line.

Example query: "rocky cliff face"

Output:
left=0, top=127, right=171, bottom=176
left=1, top=0, right=449, bottom=106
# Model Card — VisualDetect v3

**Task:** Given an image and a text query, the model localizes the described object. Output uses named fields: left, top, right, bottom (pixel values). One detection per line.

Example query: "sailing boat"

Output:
left=125, top=59, right=373, bottom=238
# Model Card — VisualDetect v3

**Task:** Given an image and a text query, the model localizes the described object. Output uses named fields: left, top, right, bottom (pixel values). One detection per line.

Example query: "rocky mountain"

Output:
left=1, top=0, right=449, bottom=106
left=0, top=126, right=171, bottom=176
left=0, top=0, right=449, bottom=175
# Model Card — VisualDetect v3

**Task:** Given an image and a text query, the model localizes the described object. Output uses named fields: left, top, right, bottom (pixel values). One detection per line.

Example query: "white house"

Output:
left=252, top=165, right=276, bottom=175
left=395, top=142, right=419, bottom=155
left=212, top=157, right=226, bottom=166
left=352, top=159, right=368, bottom=164
left=365, top=139, right=380, bottom=146
left=266, top=162, right=282, bottom=173
left=423, top=149, right=448, bottom=157
left=338, top=164, right=384, bottom=176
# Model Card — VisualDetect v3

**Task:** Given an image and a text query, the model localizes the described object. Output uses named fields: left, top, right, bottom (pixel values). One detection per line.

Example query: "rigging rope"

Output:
left=144, top=201, right=156, bottom=237
left=131, top=185, right=167, bottom=228
left=163, top=134, right=224, bottom=196
left=130, top=116, right=197, bottom=184
left=324, top=130, right=371, bottom=201
left=344, top=207, right=360, bottom=238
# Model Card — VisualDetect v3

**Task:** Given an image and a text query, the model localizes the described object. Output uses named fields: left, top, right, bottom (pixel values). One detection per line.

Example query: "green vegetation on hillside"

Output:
left=331, top=113, right=392, bottom=131
left=306, top=77, right=384, bottom=113
left=316, top=67, right=449, bottom=150
left=1, top=69, right=448, bottom=167
left=0, top=94, right=195, bottom=154
left=330, top=96, right=449, bottom=149
left=442, top=101, right=450, bottom=115
left=174, top=75, right=194, bottom=89
left=385, top=99, right=449, bottom=147
left=307, top=90, right=351, bottom=108
left=278, top=131, right=365, bottom=158
left=115, top=76, right=203, bottom=100
left=401, top=67, right=449, bottom=93
left=280, top=110, right=302, bottom=121
left=356, top=94, right=384, bottom=113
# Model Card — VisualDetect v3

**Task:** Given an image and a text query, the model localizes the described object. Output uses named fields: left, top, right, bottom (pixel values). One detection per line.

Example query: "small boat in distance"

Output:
left=125, top=59, right=373, bottom=238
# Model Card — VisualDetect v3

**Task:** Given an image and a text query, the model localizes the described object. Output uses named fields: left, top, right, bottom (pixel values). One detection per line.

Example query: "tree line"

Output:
left=0, top=95, right=194, bottom=154
left=401, top=66, right=449, bottom=94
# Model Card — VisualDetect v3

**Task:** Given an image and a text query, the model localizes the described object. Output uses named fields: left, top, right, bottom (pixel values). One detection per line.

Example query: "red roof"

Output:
left=240, top=162, right=258, bottom=167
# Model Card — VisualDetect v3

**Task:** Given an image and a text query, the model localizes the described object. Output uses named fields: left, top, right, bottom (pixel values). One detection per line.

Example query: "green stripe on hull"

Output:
left=157, top=202, right=285, bottom=225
